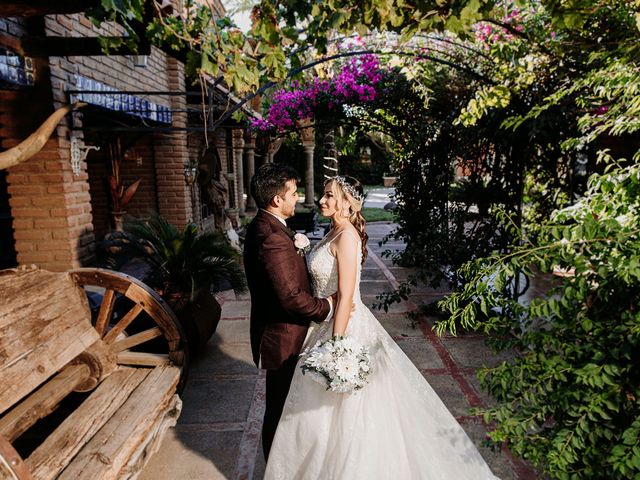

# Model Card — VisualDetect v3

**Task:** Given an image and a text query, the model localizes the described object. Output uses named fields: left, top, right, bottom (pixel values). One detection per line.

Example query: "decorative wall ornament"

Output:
left=184, top=163, right=198, bottom=186
left=70, top=136, right=99, bottom=176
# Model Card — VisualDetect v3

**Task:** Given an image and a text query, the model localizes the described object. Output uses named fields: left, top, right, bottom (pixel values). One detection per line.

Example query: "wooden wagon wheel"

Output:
left=69, top=268, right=189, bottom=393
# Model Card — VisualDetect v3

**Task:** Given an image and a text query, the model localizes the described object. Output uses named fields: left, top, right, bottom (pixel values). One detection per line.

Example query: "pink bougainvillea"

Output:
left=251, top=54, right=384, bottom=133
left=473, top=3, right=525, bottom=50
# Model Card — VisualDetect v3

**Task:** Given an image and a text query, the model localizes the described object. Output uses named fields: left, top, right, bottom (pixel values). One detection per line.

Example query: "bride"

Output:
left=264, top=175, right=499, bottom=480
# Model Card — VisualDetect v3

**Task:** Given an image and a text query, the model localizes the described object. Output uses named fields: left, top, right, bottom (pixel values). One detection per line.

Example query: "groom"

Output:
left=244, top=163, right=333, bottom=459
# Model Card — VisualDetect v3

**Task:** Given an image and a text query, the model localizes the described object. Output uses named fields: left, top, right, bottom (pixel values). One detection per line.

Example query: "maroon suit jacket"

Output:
left=244, top=210, right=330, bottom=370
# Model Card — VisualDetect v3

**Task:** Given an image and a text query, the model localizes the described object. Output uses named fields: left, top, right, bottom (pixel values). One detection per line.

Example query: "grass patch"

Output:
left=317, top=207, right=395, bottom=223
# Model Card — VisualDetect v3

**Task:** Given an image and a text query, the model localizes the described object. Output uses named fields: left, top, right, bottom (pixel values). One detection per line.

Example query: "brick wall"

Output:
left=1, top=17, right=93, bottom=271
left=154, top=57, right=193, bottom=228
left=85, top=135, right=158, bottom=239
left=0, top=13, right=194, bottom=270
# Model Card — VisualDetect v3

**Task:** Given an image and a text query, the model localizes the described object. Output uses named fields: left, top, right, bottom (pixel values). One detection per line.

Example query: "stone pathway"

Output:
left=141, top=221, right=538, bottom=480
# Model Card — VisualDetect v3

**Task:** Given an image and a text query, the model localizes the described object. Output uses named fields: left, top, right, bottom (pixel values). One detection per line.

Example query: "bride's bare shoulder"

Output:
left=329, top=227, right=360, bottom=256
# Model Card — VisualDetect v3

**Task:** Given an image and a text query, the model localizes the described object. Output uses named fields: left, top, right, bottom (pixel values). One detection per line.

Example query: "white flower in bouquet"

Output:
left=300, top=335, right=372, bottom=393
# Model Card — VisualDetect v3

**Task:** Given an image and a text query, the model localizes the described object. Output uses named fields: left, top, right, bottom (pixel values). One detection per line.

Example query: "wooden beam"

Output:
left=0, top=32, right=24, bottom=55
left=21, top=36, right=151, bottom=57
left=0, top=0, right=100, bottom=17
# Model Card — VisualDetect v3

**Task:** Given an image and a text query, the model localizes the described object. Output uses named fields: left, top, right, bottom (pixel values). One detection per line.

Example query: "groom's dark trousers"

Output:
left=263, top=356, right=298, bottom=458
left=243, top=211, right=331, bottom=459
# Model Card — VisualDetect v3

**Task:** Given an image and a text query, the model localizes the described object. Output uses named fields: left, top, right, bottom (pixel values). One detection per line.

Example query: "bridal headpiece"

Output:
left=332, top=176, right=364, bottom=203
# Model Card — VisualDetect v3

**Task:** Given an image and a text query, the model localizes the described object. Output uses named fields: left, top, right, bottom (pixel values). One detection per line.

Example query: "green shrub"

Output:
left=438, top=158, right=640, bottom=478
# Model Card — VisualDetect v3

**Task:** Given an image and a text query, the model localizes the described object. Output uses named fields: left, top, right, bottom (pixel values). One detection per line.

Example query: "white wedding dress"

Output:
left=264, top=232, right=499, bottom=480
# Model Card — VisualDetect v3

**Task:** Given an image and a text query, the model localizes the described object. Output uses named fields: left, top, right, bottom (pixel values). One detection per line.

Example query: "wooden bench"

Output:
left=0, top=266, right=188, bottom=480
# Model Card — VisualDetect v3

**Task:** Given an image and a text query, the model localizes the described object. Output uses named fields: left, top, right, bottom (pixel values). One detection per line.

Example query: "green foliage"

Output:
left=437, top=158, right=640, bottom=478
left=124, top=213, right=247, bottom=302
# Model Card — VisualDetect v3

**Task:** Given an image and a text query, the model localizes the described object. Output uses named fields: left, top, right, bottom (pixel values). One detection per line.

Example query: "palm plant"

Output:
left=125, top=213, right=246, bottom=306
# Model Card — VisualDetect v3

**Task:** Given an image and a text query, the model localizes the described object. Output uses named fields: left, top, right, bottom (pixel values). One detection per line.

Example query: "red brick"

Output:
left=47, top=184, right=66, bottom=194
left=7, top=197, right=32, bottom=207
left=31, top=196, right=63, bottom=207
left=34, top=218, right=67, bottom=229
left=40, top=240, right=72, bottom=251
left=6, top=185, right=46, bottom=195
left=10, top=207, right=51, bottom=218
left=52, top=230, right=71, bottom=240
left=29, top=173, right=65, bottom=184
left=12, top=218, right=34, bottom=229
left=13, top=230, right=51, bottom=240
left=10, top=162, right=45, bottom=174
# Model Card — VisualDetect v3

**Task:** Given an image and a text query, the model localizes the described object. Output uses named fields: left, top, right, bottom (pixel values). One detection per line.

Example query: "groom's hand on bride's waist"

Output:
left=319, top=293, right=355, bottom=322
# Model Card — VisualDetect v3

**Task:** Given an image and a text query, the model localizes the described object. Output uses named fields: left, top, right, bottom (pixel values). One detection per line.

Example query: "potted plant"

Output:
left=108, top=139, right=141, bottom=231
left=125, top=213, right=247, bottom=356
left=108, top=175, right=141, bottom=230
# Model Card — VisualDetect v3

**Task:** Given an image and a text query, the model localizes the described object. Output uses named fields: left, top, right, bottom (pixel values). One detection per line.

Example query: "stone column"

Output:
left=232, top=129, right=245, bottom=217
left=267, top=137, right=284, bottom=164
left=298, top=120, right=316, bottom=208
left=244, top=131, right=257, bottom=212
left=302, top=142, right=315, bottom=208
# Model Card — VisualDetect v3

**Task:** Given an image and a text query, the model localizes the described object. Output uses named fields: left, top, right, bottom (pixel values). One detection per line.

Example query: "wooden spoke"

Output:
left=94, top=289, right=116, bottom=336
left=70, top=268, right=189, bottom=391
left=111, top=327, right=163, bottom=354
left=116, top=352, right=170, bottom=367
left=103, top=304, right=144, bottom=344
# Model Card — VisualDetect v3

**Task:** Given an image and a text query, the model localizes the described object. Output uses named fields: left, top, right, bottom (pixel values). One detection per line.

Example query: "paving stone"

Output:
left=359, top=280, right=394, bottom=295
left=360, top=294, right=413, bottom=314
left=140, top=428, right=242, bottom=480
left=361, top=268, right=389, bottom=281
left=396, top=337, right=445, bottom=369
left=365, top=223, right=396, bottom=236
left=195, top=340, right=257, bottom=375
left=377, top=253, right=402, bottom=268
left=253, top=438, right=266, bottom=480
left=215, top=289, right=239, bottom=301
left=421, top=373, right=473, bottom=418
left=179, top=377, right=256, bottom=424
left=408, top=293, right=449, bottom=307
left=221, top=299, right=252, bottom=318
left=376, top=312, right=422, bottom=338
left=439, top=337, right=516, bottom=369
left=459, top=419, right=519, bottom=480
left=384, top=267, right=415, bottom=282
left=464, top=371, right=497, bottom=408
left=215, top=318, right=250, bottom=345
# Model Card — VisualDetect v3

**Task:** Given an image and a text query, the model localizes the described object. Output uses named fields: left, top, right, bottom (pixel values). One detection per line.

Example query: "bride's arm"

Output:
left=331, top=232, right=359, bottom=336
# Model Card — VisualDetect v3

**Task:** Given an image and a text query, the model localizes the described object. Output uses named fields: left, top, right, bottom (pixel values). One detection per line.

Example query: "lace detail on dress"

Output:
left=307, top=229, right=362, bottom=300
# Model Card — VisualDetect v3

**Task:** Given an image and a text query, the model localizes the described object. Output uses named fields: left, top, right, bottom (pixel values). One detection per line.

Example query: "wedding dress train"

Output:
left=264, top=233, right=499, bottom=479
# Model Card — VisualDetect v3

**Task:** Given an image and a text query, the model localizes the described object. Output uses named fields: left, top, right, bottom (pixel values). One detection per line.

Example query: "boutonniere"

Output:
left=293, top=233, right=311, bottom=256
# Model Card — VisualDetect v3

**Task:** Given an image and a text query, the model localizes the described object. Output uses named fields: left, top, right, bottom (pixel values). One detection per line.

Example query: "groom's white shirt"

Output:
left=261, top=209, right=333, bottom=321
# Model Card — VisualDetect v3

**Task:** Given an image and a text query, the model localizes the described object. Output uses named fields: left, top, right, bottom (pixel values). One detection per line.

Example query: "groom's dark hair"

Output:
left=251, top=163, right=300, bottom=209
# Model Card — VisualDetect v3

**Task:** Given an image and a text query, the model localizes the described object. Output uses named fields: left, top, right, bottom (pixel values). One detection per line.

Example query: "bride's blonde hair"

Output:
left=326, top=176, right=368, bottom=265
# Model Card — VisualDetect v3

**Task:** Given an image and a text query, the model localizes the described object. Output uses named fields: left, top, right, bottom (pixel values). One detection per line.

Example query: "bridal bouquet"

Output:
left=300, top=335, right=372, bottom=393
